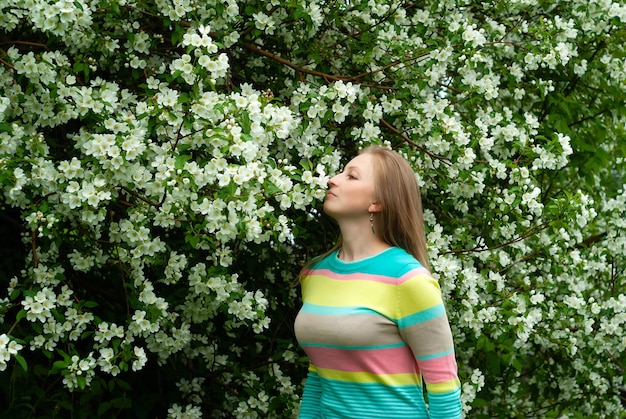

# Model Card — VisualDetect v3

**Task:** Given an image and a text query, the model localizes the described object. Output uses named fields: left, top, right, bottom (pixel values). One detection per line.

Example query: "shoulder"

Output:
left=386, top=248, right=440, bottom=291
left=383, top=247, right=427, bottom=276
left=386, top=246, right=420, bottom=264
left=300, top=250, right=337, bottom=278
left=309, top=250, right=337, bottom=270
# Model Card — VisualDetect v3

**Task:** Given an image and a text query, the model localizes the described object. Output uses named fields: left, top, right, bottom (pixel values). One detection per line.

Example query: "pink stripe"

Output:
left=398, top=268, right=431, bottom=283
left=309, top=267, right=429, bottom=285
left=416, top=352, right=458, bottom=383
left=303, top=345, right=417, bottom=374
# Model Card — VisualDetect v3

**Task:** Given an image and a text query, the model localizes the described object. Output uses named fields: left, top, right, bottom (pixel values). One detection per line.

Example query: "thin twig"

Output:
left=380, top=118, right=452, bottom=165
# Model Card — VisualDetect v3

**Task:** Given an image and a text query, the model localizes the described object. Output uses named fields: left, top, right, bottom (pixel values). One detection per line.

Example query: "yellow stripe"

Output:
left=315, top=366, right=420, bottom=386
left=303, top=275, right=395, bottom=314
left=426, top=378, right=461, bottom=393
left=304, top=274, right=442, bottom=317
left=396, top=274, right=443, bottom=318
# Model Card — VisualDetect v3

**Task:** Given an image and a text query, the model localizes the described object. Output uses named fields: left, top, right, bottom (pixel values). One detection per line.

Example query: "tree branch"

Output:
left=241, top=42, right=349, bottom=82
left=381, top=118, right=452, bottom=165
left=241, top=41, right=428, bottom=88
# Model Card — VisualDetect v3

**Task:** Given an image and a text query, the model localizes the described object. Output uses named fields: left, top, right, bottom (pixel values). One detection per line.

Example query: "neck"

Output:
left=337, top=219, right=390, bottom=262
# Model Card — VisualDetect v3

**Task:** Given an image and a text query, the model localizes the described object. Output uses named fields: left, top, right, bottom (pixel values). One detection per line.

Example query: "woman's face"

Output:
left=323, top=153, right=379, bottom=220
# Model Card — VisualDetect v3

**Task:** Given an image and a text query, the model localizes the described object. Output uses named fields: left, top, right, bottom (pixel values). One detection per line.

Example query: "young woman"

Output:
left=294, top=145, right=462, bottom=418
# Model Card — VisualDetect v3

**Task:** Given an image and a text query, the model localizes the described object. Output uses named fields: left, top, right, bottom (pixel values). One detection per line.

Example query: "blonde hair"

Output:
left=299, top=145, right=430, bottom=279
left=362, top=145, right=430, bottom=270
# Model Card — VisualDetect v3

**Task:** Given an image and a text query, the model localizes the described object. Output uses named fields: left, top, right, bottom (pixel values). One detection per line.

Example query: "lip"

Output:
left=326, top=191, right=336, bottom=198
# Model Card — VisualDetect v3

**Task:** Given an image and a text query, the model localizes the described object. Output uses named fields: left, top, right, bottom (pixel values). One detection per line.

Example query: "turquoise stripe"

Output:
left=318, top=378, right=429, bottom=418
left=314, top=247, right=423, bottom=277
left=397, top=304, right=445, bottom=328
left=300, top=302, right=378, bottom=316
left=300, top=341, right=406, bottom=351
left=427, top=387, right=463, bottom=419
left=415, top=347, right=454, bottom=361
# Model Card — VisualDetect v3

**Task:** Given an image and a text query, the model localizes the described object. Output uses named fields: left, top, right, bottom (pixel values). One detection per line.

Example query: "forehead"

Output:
left=345, top=153, right=374, bottom=171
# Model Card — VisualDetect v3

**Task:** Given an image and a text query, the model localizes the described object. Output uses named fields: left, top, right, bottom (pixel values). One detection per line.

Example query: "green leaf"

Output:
left=9, top=288, right=21, bottom=301
left=239, top=111, right=251, bottom=133
left=110, top=2, right=120, bottom=16
left=115, top=379, right=133, bottom=391
left=175, top=154, right=191, bottom=170
left=98, top=402, right=112, bottom=416
left=15, top=309, right=27, bottom=322
left=14, top=353, right=27, bottom=372
left=81, top=331, right=94, bottom=340
left=185, top=233, right=200, bottom=248
left=50, top=360, right=68, bottom=374
left=73, top=62, right=84, bottom=74
left=76, top=375, right=87, bottom=390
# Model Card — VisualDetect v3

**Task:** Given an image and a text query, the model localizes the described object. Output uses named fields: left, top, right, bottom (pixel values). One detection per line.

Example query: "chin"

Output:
left=322, top=204, right=335, bottom=218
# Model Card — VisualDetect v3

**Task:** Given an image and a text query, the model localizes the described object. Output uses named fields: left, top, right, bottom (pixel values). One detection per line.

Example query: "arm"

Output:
left=397, top=272, right=463, bottom=419
left=298, top=364, right=322, bottom=418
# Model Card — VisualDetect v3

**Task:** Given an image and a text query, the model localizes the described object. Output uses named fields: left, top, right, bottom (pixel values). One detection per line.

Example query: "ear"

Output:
left=368, top=201, right=383, bottom=213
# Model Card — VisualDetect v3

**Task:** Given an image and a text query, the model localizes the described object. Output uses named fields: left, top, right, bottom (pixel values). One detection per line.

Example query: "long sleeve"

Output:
left=298, top=366, right=322, bottom=418
left=397, top=271, right=462, bottom=418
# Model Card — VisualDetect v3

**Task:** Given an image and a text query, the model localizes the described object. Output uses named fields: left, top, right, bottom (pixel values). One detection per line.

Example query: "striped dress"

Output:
left=294, top=247, right=462, bottom=418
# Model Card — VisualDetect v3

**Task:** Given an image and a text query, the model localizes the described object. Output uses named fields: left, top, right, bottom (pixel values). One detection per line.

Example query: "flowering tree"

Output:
left=1, top=0, right=625, bottom=417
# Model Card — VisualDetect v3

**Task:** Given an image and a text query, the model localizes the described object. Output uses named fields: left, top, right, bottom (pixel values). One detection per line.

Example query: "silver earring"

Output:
left=369, top=213, right=375, bottom=234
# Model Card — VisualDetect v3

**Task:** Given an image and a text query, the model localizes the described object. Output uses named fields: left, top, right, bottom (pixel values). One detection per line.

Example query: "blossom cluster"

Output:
left=0, top=0, right=625, bottom=417
left=0, top=334, right=23, bottom=372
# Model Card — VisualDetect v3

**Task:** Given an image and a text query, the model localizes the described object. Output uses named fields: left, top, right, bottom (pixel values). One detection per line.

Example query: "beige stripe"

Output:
left=295, top=311, right=404, bottom=347
left=399, top=316, right=455, bottom=356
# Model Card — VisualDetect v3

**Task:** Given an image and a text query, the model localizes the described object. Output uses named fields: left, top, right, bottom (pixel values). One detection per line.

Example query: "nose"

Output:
left=328, top=175, right=338, bottom=188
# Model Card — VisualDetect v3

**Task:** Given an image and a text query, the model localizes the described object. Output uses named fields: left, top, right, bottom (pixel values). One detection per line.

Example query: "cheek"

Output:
left=354, top=184, right=376, bottom=201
